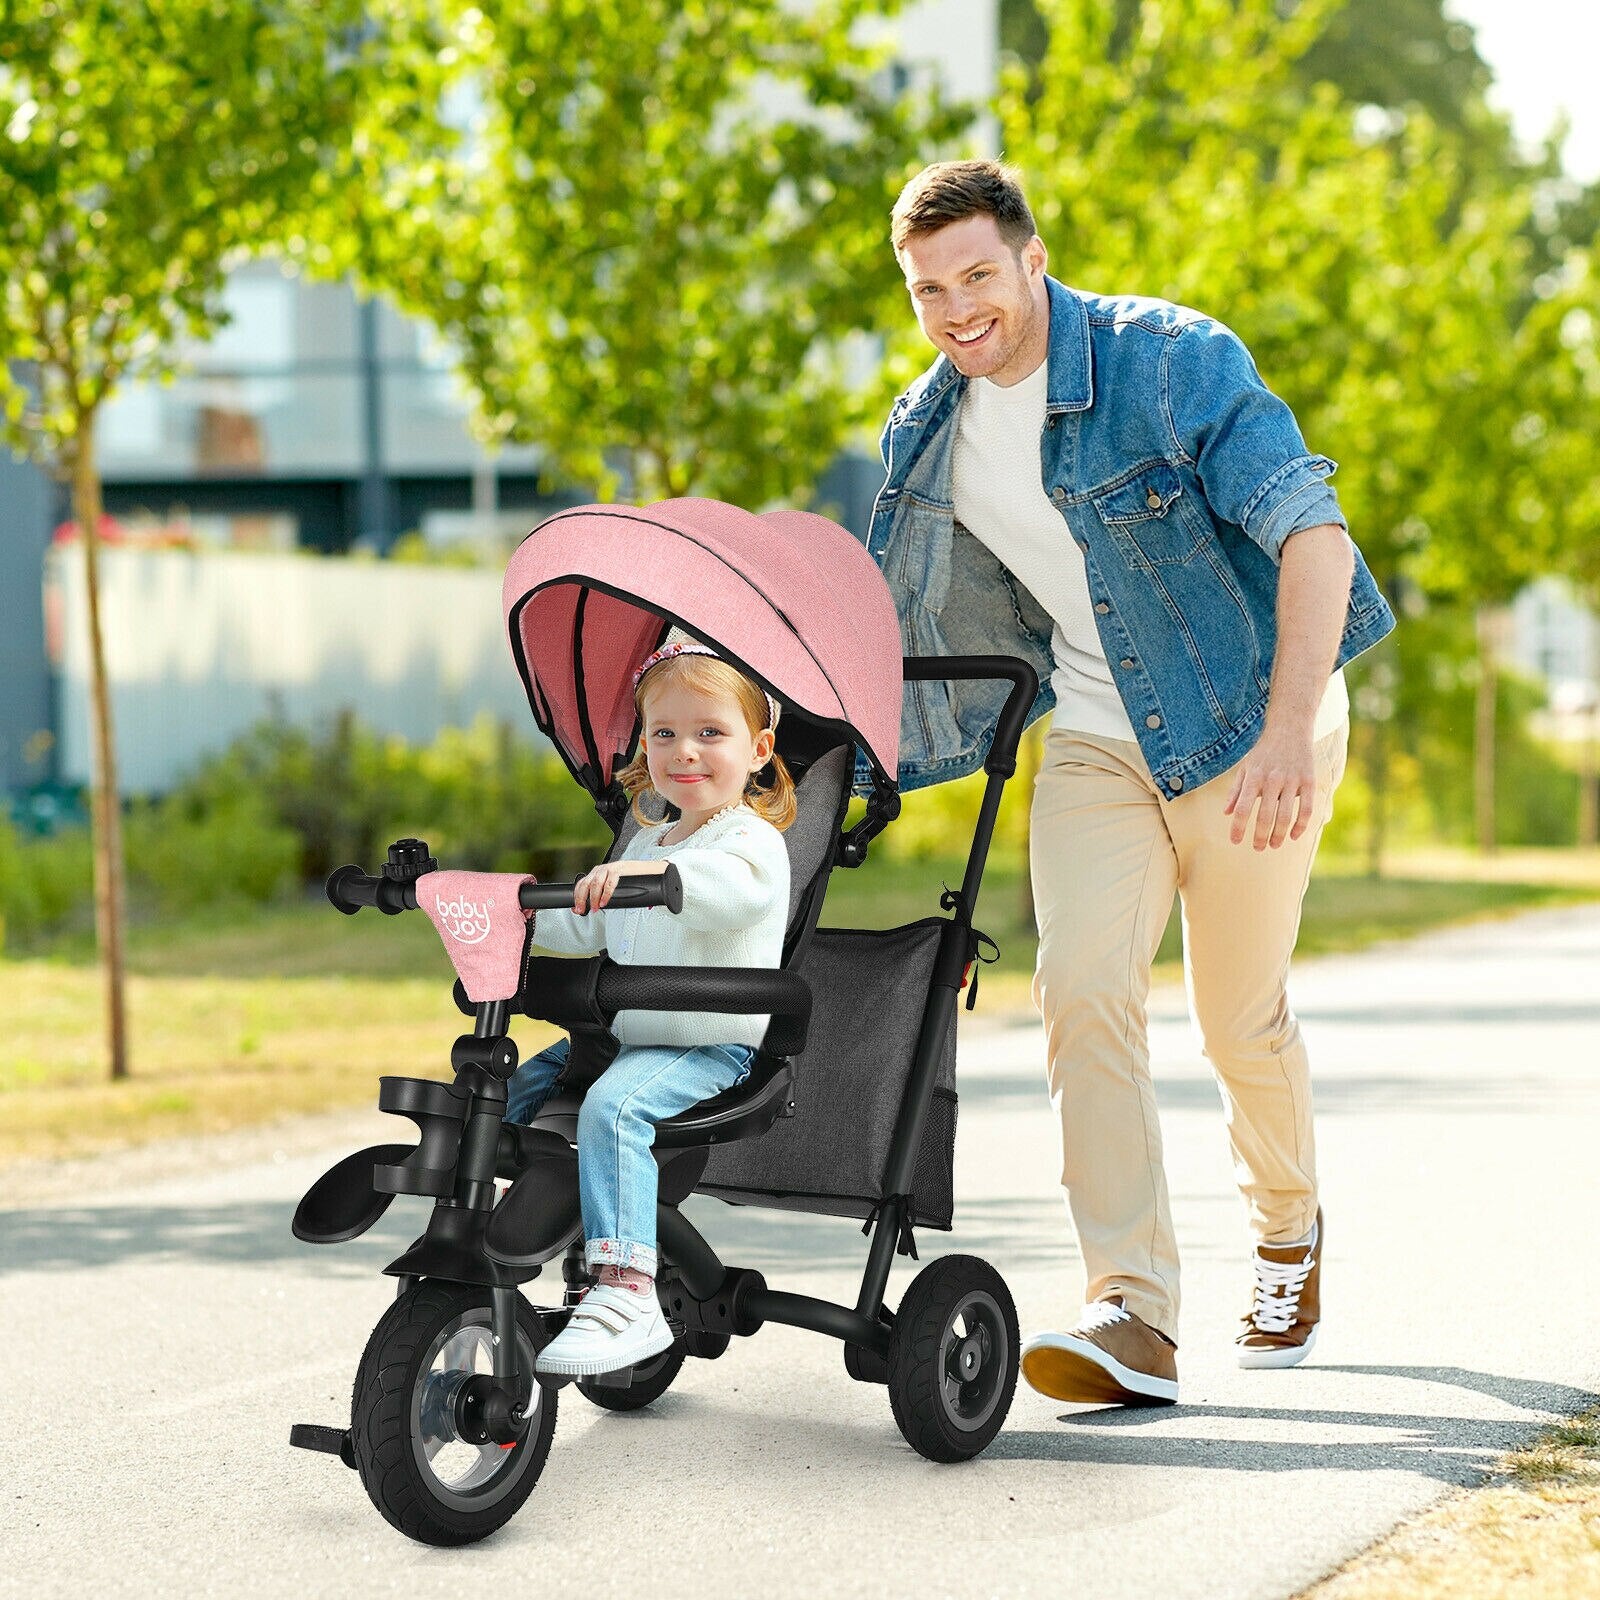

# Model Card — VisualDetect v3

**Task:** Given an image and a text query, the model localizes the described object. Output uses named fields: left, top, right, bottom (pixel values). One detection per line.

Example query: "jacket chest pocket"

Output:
left=1090, top=463, right=1204, bottom=568
left=891, top=495, right=954, bottom=615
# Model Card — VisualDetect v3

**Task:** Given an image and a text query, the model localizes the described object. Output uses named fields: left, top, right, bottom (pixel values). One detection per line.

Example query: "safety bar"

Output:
left=512, top=954, right=812, bottom=1058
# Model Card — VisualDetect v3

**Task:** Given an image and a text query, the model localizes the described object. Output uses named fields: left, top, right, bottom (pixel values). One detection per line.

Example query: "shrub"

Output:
left=0, top=817, right=94, bottom=948
left=162, top=712, right=609, bottom=883
left=124, top=792, right=301, bottom=914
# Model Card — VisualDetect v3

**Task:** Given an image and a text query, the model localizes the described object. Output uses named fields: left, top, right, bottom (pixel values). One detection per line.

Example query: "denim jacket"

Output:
left=859, top=277, right=1395, bottom=798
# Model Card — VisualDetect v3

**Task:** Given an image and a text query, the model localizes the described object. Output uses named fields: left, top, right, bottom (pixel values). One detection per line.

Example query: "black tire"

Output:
left=575, top=1340, right=687, bottom=1411
left=887, top=1254, right=1018, bottom=1462
left=350, top=1279, right=557, bottom=1546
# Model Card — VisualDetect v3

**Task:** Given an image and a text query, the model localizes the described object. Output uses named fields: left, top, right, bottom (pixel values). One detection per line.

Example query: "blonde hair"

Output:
left=618, top=653, right=797, bottom=832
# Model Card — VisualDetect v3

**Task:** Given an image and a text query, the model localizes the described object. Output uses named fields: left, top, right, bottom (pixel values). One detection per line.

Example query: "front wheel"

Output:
left=350, top=1280, right=557, bottom=1546
left=887, top=1254, right=1018, bottom=1462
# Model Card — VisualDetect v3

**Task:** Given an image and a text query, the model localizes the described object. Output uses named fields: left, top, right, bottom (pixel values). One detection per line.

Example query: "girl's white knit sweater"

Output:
left=529, top=803, right=790, bottom=1050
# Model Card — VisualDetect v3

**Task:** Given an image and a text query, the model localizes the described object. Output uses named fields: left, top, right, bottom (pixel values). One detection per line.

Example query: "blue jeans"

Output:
left=504, top=1037, right=755, bottom=1275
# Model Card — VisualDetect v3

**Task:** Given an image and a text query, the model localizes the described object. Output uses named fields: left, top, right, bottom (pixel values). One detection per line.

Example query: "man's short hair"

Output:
left=891, top=160, right=1037, bottom=256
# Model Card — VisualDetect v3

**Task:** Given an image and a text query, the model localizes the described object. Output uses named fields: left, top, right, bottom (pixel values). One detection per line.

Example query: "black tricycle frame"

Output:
left=289, top=653, right=1036, bottom=1490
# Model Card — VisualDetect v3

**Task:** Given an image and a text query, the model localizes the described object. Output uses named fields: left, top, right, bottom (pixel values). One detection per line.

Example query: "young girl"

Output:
left=506, top=639, right=796, bottom=1376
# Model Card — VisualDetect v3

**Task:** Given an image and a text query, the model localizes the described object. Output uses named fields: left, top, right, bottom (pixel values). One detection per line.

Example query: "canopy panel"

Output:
left=502, top=497, right=902, bottom=792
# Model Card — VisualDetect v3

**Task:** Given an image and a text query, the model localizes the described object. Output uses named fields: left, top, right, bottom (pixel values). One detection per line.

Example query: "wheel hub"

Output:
left=956, top=1334, right=984, bottom=1379
left=938, top=1292, right=1006, bottom=1431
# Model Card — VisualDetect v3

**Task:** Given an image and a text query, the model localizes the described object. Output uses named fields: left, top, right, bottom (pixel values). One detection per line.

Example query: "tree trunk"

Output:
left=72, top=410, right=132, bottom=1080
left=1474, top=606, right=1502, bottom=856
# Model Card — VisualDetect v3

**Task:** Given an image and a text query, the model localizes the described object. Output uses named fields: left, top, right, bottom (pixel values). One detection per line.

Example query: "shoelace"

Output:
left=1249, top=1252, right=1314, bottom=1334
left=1077, top=1300, right=1132, bottom=1335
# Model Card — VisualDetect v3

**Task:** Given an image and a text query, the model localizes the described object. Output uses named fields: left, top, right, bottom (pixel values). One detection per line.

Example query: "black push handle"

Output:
left=327, top=862, right=683, bottom=917
left=902, top=655, right=1040, bottom=778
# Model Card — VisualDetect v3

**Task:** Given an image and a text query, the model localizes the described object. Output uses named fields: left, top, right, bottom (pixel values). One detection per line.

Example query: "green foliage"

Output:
left=122, top=794, right=302, bottom=916
left=0, top=0, right=454, bottom=468
left=0, top=717, right=612, bottom=947
left=0, top=816, right=93, bottom=947
left=348, top=0, right=971, bottom=506
left=163, top=714, right=609, bottom=883
left=1003, top=0, right=1500, bottom=146
left=1326, top=605, right=1580, bottom=851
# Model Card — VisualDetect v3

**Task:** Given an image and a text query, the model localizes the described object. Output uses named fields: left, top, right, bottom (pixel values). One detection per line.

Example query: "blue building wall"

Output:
left=0, top=447, right=58, bottom=793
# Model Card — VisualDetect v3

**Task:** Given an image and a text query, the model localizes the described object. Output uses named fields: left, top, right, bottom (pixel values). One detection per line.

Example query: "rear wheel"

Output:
left=350, top=1280, right=556, bottom=1546
left=887, top=1254, right=1018, bottom=1462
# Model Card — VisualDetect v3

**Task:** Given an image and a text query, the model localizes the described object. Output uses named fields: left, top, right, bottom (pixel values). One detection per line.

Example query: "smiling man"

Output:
left=862, top=160, right=1394, bottom=1406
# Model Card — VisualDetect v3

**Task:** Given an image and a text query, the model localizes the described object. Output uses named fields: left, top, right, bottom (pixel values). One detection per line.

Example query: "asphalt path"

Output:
left=5, top=903, right=1599, bottom=1599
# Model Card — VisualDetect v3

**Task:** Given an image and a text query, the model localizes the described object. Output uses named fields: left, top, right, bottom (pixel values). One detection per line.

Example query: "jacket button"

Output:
left=1051, top=486, right=1066, bottom=501
left=1120, top=657, right=1135, bottom=669
left=1146, top=714, right=1162, bottom=729
left=1146, top=489, right=1163, bottom=510
left=1094, top=601, right=1110, bottom=614
left=1169, top=776, right=1184, bottom=792
left=1077, top=539, right=1088, bottom=551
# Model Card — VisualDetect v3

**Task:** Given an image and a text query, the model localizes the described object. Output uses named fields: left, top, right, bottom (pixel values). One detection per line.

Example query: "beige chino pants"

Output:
left=1028, top=721, right=1349, bottom=1342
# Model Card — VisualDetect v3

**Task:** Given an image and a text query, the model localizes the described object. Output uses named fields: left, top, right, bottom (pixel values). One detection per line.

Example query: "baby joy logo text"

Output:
left=435, top=895, right=493, bottom=944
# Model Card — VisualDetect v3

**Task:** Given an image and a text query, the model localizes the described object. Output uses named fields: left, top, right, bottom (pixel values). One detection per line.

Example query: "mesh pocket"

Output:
left=697, top=920, right=959, bottom=1230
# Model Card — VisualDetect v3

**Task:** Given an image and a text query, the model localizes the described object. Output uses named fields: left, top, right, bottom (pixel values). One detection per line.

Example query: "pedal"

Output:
left=290, top=1423, right=356, bottom=1469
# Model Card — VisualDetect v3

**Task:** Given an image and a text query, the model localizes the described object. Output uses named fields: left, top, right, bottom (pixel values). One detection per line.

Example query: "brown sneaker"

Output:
left=1237, top=1208, right=1322, bottom=1369
left=1021, top=1298, right=1178, bottom=1405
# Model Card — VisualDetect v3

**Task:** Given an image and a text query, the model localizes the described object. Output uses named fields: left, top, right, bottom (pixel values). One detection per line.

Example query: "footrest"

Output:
left=289, top=1423, right=356, bottom=1469
left=292, top=1144, right=411, bottom=1243
left=484, top=1147, right=583, bottom=1268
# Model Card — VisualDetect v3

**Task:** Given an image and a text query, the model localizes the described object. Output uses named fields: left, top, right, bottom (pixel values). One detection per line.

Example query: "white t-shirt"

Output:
left=950, top=357, right=1347, bottom=742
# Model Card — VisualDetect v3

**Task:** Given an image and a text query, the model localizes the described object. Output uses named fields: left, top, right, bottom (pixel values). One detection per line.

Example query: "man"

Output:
left=861, top=160, right=1394, bottom=1406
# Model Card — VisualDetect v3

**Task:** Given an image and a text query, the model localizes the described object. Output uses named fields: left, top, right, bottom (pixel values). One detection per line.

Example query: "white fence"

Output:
left=50, top=546, right=547, bottom=793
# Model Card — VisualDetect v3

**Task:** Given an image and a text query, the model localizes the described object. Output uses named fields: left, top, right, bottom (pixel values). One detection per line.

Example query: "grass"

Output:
left=1299, top=1407, right=1600, bottom=1599
left=2, top=849, right=1598, bottom=1165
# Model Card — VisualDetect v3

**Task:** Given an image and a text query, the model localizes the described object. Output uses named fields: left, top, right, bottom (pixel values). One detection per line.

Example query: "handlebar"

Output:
left=902, top=655, right=1040, bottom=778
left=326, top=861, right=684, bottom=917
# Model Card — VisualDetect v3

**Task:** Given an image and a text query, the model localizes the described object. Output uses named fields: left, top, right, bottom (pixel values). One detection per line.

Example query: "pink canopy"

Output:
left=502, top=497, right=903, bottom=793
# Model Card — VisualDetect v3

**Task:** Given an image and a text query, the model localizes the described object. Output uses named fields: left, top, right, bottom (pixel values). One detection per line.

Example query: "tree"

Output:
left=351, top=0, right=972, bottom=507
left=1001, top=0, right=1497, bottom=139
left=0, top=0, right=450, bottom=1076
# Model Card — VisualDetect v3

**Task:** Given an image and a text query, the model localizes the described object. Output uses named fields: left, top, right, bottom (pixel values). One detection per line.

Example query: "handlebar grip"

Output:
left=518, top=862, right=682, bottom=914
left=326, top=866, right=410, bottom=915
left=326, top=865, right=366, bottom=915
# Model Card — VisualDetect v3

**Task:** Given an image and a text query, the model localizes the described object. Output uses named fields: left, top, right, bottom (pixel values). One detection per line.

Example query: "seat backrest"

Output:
left=610, top=740, right=852, bottom=958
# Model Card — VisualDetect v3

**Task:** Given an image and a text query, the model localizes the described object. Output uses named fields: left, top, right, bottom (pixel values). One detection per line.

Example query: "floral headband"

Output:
left=632, top=641, right=781, bottom=731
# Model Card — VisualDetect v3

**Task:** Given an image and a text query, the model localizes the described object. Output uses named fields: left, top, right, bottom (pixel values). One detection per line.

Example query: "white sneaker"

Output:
left=536, top=1283, right=676, bottom=1377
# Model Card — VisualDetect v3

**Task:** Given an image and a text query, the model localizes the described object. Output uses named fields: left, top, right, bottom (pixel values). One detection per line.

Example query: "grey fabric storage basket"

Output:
left=697, top=918, right=958, bottom=1229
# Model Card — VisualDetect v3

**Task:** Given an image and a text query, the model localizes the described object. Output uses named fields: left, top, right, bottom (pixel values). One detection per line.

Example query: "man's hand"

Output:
left=1222, top=724, right=1317, bottom=850
left=1221, top=521, right=1350, bottom=849
left=572, top=859, right=667, bottom=913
